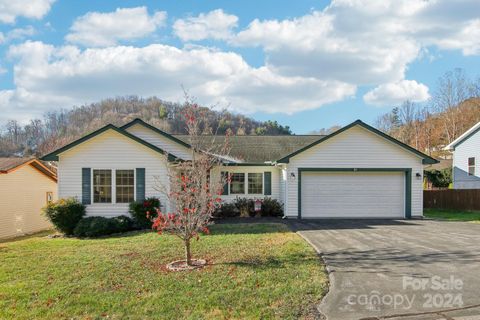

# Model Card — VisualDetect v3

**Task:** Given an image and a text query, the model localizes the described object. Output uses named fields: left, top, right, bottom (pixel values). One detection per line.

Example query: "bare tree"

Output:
left=432, top=69, right=475, bottom=143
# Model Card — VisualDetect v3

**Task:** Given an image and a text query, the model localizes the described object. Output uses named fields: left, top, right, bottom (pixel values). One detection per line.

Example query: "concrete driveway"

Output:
left=290, top=219, right=480, bottom=320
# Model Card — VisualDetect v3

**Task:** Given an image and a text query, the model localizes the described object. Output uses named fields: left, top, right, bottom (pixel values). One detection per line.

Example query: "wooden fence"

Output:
left=424, top=189, right=480, bottom=210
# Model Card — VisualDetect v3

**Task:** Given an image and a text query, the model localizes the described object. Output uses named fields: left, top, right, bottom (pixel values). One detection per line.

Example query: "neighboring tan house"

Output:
left=42, top=119, right=438, bottom=219
left=0, top=158, right=57, bottom=239
left=445, top=121, right=480, bottom=189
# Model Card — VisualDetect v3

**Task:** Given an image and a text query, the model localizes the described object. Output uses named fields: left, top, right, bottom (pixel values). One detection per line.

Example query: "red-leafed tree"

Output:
left=153, top=99, right=231, bottom=270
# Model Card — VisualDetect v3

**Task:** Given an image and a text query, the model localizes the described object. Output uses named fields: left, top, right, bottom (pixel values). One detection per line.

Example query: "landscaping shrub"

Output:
left=261, top=198, right=284, bottom=217
left=113, top=215, right=134, bottom=232
left=129, top=197, right=161, bottom=229
left=214, top=197, right=284, bottom=218
left=73, top=215, right=134, bottom=238
left=43, top=198, right=86, bottom=235
left=234, top=197, right=256, bottom=217
left=214, top=202, right=239, bottom=218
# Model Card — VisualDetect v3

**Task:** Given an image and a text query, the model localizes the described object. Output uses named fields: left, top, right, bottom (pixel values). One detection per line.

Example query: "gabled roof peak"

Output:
left=445, top=121, right=480, bottom=150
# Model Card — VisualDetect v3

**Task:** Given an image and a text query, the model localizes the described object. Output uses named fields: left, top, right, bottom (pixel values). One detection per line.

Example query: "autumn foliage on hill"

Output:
left=0, top=96, right=291, bottom=157
left=374, top=69, right=480, bottom=158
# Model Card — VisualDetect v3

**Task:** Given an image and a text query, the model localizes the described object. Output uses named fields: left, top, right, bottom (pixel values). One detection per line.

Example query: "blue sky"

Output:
left=0, top=0, right=479, bottom=133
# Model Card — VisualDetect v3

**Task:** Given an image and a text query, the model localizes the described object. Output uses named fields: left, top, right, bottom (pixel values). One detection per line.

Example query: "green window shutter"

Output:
left=264, top=172, right=272, bottom=195
left=136, top=168, right=146, bottom=201
left=221, top=171, right=229, bottom=195
left=82, top=168, right=91, bottom=205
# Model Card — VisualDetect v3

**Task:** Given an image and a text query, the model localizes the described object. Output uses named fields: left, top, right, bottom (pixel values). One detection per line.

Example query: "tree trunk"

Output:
left=185, top=238, right=192, bottom=266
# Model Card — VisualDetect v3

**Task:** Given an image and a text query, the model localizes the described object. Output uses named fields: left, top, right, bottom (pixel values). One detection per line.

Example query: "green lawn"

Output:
left=424, top=209, right=480, bottom=222
left=0, top=223, right=327, bottom=320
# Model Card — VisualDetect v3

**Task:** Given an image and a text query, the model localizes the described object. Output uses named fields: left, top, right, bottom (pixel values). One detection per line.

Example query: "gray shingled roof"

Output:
left=174, top=135, right=323, bottom=163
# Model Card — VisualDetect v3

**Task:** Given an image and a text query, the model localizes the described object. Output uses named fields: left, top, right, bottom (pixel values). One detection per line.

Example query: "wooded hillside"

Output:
left=375, top=69, right=480, bottom=158
left=0, top=96, right=291, bottom=157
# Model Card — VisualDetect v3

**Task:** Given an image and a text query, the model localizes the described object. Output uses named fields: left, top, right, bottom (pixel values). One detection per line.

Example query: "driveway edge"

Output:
left=296, top=231, right=334, bottom=320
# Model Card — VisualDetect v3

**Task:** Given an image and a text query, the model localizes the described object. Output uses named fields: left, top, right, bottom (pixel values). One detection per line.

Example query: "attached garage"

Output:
left=299, top=170, right=409, bottom=218
left=277, top=120, right=438, bottom=219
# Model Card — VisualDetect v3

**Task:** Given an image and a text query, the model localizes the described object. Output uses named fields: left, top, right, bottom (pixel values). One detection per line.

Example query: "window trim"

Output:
left=468, top=157, right=475, bottom=176
left=91, top=169, right=136, bottom=204
left=247, top=172, right=263, bottom=195
left=115, top=169, right=135, bottom=203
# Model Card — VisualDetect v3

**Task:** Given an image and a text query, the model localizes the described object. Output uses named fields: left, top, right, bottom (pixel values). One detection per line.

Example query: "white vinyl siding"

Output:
left=285, top=125, right=424, bottom=218
left=58, top=129, right=169, bottom=217
left=124, top=123, right=192, bottom=160
left=0, top=165, right=56, bottom=239
left=301, top=172, right=405, bottom=218
left=452, top=130, right=480, bottom=189
left=210, top=166, right=281, bottom=203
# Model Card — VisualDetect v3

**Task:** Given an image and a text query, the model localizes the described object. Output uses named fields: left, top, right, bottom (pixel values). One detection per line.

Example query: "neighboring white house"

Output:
left=445, top=121, right=480, bottom=189
left=42, top=118, right=438, bottom=219
left=0, top=158, right=57, bottom=239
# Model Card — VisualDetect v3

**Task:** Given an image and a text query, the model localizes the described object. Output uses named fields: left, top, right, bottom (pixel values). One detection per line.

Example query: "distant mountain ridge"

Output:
left=0, top=96, right=292, bottom=157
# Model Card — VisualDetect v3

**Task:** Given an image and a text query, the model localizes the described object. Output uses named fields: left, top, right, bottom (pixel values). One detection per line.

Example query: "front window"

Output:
left=468, top=157, right=475, bottom=176
left=93, top=169, right=112, bottom=203
left=230, top=173, right=245, bottom=194
left=116, top=170, right=134, bottom=203
left=248, top=173, right=263, bottom=194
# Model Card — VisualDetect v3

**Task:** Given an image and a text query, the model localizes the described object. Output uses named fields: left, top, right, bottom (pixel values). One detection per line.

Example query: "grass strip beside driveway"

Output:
left=424, top=209, right=480, bottom=222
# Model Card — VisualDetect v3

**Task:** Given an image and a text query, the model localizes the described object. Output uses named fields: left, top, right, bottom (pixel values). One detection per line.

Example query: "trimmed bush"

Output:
left=214, top=202, right=239, bottom=218
left=73, top=215, right=134, bottom=238
left=43, top=198, right=86, bottom=235
left=113, top=215, right=134, bottom=232
left=129, top=197, right=161, bottom=229
left=214, top=197, right=284, bottom=218
left=261, top=198, right=284, bottom=217
left=234, top=197, right=256, bottom=217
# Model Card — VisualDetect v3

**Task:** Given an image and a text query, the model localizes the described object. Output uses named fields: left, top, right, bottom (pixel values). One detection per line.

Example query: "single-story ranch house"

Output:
left=42, top=119, right=438, bottom=219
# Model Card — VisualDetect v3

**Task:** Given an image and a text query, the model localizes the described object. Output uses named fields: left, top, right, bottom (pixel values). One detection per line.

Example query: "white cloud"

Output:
left=233, top=0, right=480, bottom=85
left=66, top=7, right=166, bottom=47
left=0, top=41, right=355, bottom=121
left=363, top=80, right=430, bottom=106
left=0, top=0, right=54, bottom=24
left=173, top=9, right=238, bottom=41
left=0, top=26, right=36, bottom=44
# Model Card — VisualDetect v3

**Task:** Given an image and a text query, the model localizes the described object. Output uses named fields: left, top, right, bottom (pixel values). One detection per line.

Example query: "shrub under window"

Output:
left=129, top=197, right=161, bottom=229
left=43, top=198, right=86, bottom=235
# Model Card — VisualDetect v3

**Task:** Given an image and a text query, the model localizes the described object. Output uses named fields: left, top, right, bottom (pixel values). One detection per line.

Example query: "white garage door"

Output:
left=301, top=171, right=405, bottom=218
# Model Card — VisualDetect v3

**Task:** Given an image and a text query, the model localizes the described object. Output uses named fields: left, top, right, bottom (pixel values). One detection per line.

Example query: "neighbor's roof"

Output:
left=174, top=135, right=322, bottom=163
left=445, top=121, right=480, bottom=150
left=0, top=157, right=57, bottom=181
left=0, top=157, right=32, bottom=172
left=424, top=159, right=452, bottom=171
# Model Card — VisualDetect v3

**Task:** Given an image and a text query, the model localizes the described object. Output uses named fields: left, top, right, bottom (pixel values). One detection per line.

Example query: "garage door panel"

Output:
left=301, top=172, right=404, bottom=218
